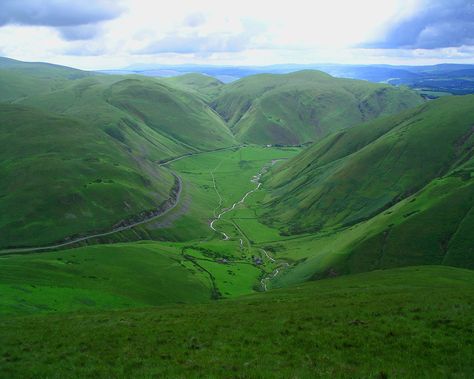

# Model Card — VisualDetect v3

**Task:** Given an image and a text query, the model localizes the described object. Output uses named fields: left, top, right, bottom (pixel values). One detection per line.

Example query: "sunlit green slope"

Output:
left=212, top=70, right=424, bottom=144
left=262, top=95, right=474, bottom=277
left=0, top=56, right=94, bottom=103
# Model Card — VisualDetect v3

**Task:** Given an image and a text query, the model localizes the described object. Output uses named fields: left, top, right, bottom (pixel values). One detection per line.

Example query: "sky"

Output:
left=0, top=0, right=473, bottom=70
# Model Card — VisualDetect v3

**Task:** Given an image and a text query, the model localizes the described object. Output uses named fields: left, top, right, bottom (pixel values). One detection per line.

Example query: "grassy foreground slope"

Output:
left=261, top=95, right=474, bottom=280
left=212, top=70, right=424, bottom=145
left=0, top=104, right=175, bottom=249
left=1, top=266, right=473, bottom=378
left=0, top=242, right=215, bottom=314
left=0, top=240, right=268, bottom=315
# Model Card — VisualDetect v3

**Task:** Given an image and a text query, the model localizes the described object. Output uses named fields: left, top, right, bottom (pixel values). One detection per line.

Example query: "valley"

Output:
left=0, top=145, right=303, bottom=313
left=1, top=56, right=473, bottom=378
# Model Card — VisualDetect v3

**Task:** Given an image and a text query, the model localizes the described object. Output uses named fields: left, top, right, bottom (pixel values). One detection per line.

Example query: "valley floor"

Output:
left=0, top=146, right=303, bottom=314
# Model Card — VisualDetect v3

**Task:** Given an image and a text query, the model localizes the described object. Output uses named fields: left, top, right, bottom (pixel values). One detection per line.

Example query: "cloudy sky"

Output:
left=0, top=0, right=473, bottom=69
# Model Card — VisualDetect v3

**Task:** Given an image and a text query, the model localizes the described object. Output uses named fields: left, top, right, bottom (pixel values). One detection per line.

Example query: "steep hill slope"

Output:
left=0, top=59, right=238, bottom=248
left=0, top=103, right=176, bottom=249
left=0, top=58, right=236, bottom=161
left=262, top=95, right=474, bottom=275
left=212, top=70, right=424, bottom=145
left=19, top=75, right=235, bottom=160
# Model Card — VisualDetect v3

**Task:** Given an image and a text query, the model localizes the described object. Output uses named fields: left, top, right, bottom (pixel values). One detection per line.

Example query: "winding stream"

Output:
left=209, top=159, right=289, bottom=291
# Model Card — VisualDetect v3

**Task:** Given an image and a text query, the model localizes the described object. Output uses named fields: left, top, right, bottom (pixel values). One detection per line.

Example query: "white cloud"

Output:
left=1, top=0, right=473, bottom=69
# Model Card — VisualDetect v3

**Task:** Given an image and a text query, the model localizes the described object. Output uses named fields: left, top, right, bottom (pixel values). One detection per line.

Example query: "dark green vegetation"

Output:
left=262, top=95, right=474, bottom=282
left=1, top=266, right=473, bottom=378
left=211, top=70, right=423, bottom=145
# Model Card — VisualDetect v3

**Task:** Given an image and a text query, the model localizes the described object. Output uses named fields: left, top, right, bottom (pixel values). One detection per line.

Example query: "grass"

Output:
left=0, top=266, right=473, bottom=378
left=212, top=70, right=424, bottom=145
left=0, top=60, right=241, bottom=249
left=164, top=73, right=224, bottom=103
left=249, top=95, right=474, bottom=283
left=1, top=58, right=473, bottom=378
left=96, top=146, right=302, bottom=244
left=0, top=242, right=214, bottom=315
left=0, top=103, right=176, bottom=249
left=0, top=238, right=272, bottom=315
left=0, top=146, right=303, bottom=314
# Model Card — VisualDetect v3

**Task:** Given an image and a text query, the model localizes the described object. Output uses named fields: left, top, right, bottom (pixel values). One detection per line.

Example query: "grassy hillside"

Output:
left=1, top=58, right=236, bottom=161
left=164, top=73, right=224, bottom=102
left=1, top=266, right=473, bottom=378
left=0, top=240, right=270, bottom=315
left=0, top=58, right=240, bottom=248
left=0, top=56, right=94, bottom=103
left=261, top=95, right=474, bottom=278
left=19, top=75, right=236, bottom=160
left=0, top=104, right=176, bottom=249
left=0, top=242, right=215, bottom=314
left=212, top=70, right=424, bottom=145
left=107, top=77, right=234, bottom=151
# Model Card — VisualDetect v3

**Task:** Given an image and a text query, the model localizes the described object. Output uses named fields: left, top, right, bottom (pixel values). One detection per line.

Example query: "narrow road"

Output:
left=0, top=145, right=243, bottom=255
left=1, top=146, right=291, bottom=291
left=0, top=173, right=183, bottom=255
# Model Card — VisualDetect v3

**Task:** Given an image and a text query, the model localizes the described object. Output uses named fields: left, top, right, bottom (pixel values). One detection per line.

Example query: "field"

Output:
left=1, top=266, right=473, bottom=378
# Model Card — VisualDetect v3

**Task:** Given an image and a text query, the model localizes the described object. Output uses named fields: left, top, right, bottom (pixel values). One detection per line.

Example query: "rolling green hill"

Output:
left=0, top=103, right=176, bottom=249
left=1, top=266, right=473, bottom=378
left=0, top=56, right=95, bottom=103
left=211, top=70, right=424, bottom=145
left=0, top=242, right=214, bottom=314
left=262, top=95, right=474, bottom=277
left=0, top=58, right=238, bottom=248
left=18, top=75, right=236, bottom=160
left=107, top=76, right=233, bottom=151
left=0, top=58, right=236, bottom=160
left=164, top=73, right=224, bottom=103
